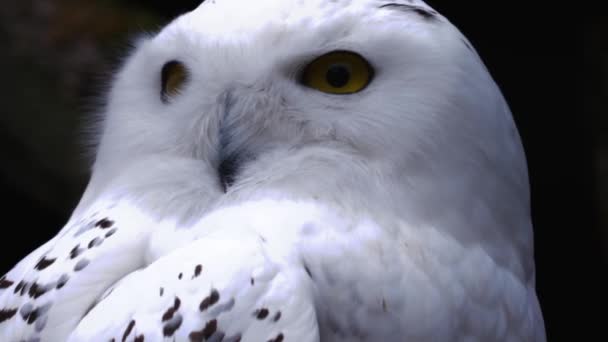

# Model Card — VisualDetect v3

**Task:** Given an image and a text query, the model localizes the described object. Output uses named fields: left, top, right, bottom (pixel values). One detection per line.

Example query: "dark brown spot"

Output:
left=173, top=297, right=181, bottom=311
left=134, top=335, right=144, bottom=342
left=162, top=314, right=183, bottom=337
left=34, top=257, right=56, bottom=271
left=26, top=307, right=39, bottom=324
left=160, top=287, right=164, bottom=297
left=96, top=218, right=114, bottom=229
left=70, top=245, right=82, bottom=259
left=17, top=281, right=29, bottom=296
left=105, top=228, right=118, bottom=238
left=254, top=308, right=269, bottom=320
left=0, top=308, right=18, bottom=323
left=28, top=282, right=48, bottom=299
left=189, top=330, right=204, bottom=342
left=74, top=259, right=90, bottom=271
left=178, top=273, right=183, bottom=280
left=57, top=274, right=69, bottom=289
left=122, top=320, right=136, bottom=342
left=193, top=265, right=203, bottom=278
left=199, top=289, right=220, bottom=311
left=250, top=277, right=255, bottom=285
left=162, top=297, right=181, bottom=322
left=268, top=333, right=284, bottom=342
left=189, top=319, right=217, bottom=341
left=14, top=280, right=25, bottom=294
left=273, top=311, right=282, bottom=322
left=88, top=237, right=103, bottom=249
left=161, top=309, right=174, bottom=322
left=0, top=277, right=14, bottom=289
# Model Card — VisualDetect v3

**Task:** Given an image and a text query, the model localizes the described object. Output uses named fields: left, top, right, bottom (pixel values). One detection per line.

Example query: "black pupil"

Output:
left=325, top=64, right=351, bottom=88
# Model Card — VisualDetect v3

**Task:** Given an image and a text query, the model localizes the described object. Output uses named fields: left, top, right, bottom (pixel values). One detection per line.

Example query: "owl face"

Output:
left=89, top=0, right=528, bottom=231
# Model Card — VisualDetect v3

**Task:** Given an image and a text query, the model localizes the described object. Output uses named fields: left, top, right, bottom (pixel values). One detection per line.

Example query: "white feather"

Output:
left=0, top=0, right=545, bottom=341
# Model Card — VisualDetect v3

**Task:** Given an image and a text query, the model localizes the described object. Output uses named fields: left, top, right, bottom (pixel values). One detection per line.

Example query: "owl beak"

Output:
left=217, top=152, right=239, bottom=192
left=217, top=88, right=242, bottom=192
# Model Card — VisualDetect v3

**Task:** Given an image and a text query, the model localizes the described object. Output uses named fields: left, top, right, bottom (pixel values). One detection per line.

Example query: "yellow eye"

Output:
left=301, top=51, right=373, bottom=94
left=161, top=61, right=188, bottom=103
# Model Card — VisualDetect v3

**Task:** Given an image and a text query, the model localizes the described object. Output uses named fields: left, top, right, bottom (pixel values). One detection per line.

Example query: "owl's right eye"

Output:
left=161, top=61, right=189, bottom=103
left=300, top=51, right=373, bottom=95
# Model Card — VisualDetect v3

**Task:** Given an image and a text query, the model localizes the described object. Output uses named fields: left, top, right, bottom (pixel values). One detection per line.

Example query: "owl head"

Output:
left=79, top=0, right=532, bottom=274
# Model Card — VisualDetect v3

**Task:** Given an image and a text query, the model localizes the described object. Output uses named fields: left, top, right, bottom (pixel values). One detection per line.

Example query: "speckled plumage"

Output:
left=1, top=0, right=545, bottom=341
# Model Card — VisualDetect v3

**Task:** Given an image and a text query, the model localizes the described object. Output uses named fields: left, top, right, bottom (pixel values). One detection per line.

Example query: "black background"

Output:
left=1, top=1, right=602, bottom=340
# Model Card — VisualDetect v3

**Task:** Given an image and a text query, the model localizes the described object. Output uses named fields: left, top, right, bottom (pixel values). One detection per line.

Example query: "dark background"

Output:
left=0, top=0, right=602, bottom=340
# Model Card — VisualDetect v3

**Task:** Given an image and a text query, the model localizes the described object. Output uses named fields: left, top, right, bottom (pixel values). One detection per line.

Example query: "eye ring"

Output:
left=161, top=60, right=189, bottom=103
left=300, top=51, right=373, bottom=95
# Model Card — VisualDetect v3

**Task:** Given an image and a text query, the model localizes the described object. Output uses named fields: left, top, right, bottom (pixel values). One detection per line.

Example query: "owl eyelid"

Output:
left=290, top=50, right=351, bottom=80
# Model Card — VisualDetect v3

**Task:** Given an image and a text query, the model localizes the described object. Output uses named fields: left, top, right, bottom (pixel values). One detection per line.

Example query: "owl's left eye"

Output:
left=300, top=51, right=373, bottom=95
left=161, top=61, right=189, bottom=103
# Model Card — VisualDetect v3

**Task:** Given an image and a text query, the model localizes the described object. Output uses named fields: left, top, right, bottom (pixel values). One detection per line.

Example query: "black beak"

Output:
left=217, top=153, right=239, bottom=192
left=217, top=89, right=239, bottom=193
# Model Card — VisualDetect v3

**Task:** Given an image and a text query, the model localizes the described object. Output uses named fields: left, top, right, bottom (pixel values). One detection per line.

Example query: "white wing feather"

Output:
left=69, top=236, right=318, bottom=342
left=0, top=200, right=156, bottom=341
left=1, top=198, right=320, bottom=342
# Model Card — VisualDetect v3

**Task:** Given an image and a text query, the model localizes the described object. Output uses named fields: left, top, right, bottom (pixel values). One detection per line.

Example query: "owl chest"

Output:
left=297, top=224, right=480, bottom=341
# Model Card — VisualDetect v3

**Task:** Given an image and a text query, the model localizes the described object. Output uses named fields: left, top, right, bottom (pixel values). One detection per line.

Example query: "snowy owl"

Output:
left=0, top=0, right=546, bottom=341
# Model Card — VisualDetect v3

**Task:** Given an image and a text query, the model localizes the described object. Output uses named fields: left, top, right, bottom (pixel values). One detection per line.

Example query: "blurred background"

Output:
left=0, top=0, right=602, bottom=340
